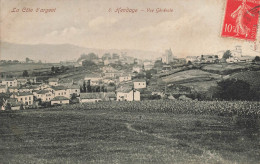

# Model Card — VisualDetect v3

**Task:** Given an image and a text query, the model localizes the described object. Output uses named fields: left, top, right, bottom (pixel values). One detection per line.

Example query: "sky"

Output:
left=0, top=0, right=259, bottom=58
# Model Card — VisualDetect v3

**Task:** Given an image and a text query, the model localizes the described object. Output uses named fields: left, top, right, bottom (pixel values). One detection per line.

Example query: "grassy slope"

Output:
left=0, top=105, right=259, bottom=163
left=0, top=63, right=61, bottom=73
left=161, top=69, right=221, bottom=84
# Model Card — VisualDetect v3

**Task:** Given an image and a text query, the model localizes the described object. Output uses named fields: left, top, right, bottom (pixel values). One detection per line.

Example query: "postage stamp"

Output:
left=221, top=0, right=260, bottom=41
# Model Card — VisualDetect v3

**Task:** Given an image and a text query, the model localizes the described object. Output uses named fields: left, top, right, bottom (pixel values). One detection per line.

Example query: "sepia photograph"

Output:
left=0, top=0, right=260, bottom=163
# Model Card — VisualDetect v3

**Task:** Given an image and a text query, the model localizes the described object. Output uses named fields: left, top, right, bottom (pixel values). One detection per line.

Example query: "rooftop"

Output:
left=80, top=93, right=103, bottom=99
left=51, top=86, right=67, bottom=91
left=52, top=96, right=70, bottom=101
left=35, top=90, right=50, bottom=94
left=12, top=92, right=33, bottom=96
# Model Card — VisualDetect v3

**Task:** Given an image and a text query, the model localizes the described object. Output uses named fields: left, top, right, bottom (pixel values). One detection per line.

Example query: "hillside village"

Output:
left=1, top=46, right=260, bottom=110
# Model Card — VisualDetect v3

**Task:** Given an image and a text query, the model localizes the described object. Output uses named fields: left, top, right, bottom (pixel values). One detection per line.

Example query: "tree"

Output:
left=214, top=79, right=253, bottom=100
left=82, top=81, right=87, bottom=93
left=222, top=50, right=232, bottom=60
left=254, top=56, right=260, bottom=62
left=22, top=70, right=29, bottom=77
left=25, top=57, right=30, bottom=63
left=82, top=60, right=97, bottom=68
left=87, top=52, right=98, bottom=60
left=87, top=80, right=91, bottom=92
left=51, top=66, right=55, bottom=72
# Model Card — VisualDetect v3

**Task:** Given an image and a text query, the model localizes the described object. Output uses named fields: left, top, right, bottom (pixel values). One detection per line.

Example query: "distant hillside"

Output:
left=0, top=42, right=160, bottom=63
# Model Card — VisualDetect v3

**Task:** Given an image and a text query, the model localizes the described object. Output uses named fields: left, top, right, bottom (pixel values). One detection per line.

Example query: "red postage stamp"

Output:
left=221, top=0, right=260, bottom=41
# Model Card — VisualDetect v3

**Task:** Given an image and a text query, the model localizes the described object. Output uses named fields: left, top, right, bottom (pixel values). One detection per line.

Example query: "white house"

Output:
left=80, top=93, right=103, bottom=103
left=10, top=92, right=34, bottom=106
left=84, top=74, right=103, bottom=86
left=52, top=86, right=70, bottom=98
left=51, top=96, right=70, bottom=105
left=48, top=78, right=59, bottom=86
left=116, top=87, right=140, bottom=101
left=2, top=78, right=18, bottom=87
left=34, top=90, right=54, bottom=102
left=67, top=85, right=80, bottom=96
left=133, top=79, right=146, bottom=89
left=119, top=74, right=132, bottom=83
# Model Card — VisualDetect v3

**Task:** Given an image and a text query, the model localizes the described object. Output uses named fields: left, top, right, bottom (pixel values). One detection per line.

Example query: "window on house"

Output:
left=21, top=98, right=23, bottom=101
left=25, top=97, right=27, bottom=100
left=29, top=97, right=31, bottom=100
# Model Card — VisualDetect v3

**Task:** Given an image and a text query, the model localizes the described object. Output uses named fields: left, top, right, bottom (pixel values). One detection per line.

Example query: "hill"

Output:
left=0, top=42, right=160, bottom=63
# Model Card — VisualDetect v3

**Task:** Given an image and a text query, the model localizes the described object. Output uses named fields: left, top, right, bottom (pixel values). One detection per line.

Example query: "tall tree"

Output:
left=22, top=70, right=29, bottom=77
left=222, top=50, right=232, bottom=60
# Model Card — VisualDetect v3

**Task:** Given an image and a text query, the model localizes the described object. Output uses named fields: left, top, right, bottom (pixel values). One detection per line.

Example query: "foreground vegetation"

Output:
left=0, top=100, right=259, bottom=163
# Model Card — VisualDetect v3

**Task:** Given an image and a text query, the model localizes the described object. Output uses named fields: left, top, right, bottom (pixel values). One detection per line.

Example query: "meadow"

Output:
left=0, top=100, right=259, bottom=163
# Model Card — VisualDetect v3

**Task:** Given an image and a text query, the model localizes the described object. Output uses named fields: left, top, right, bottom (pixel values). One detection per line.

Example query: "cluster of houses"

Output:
left=185, top=46, right=256, bottom=64
left=0, top=64, right=150, bottom=110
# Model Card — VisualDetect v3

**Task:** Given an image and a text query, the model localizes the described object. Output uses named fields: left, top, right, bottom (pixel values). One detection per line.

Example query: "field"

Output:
left=0, top=100, right=259, bottom=163
left=201, top=63, right=260, bottom=75
left=0, top=63, right=61, bottom=73
left=161, top=69, right=221, bottom=84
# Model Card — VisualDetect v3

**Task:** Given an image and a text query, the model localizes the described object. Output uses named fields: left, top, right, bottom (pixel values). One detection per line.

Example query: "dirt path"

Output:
left=125, top=123, right=230, bottom=164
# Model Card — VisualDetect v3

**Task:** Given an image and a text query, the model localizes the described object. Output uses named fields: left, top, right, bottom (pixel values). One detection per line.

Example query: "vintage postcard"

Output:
left=0, top=0, right=260, bottom=163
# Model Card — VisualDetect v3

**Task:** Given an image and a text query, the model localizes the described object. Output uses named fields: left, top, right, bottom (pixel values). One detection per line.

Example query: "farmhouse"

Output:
left=48, top=78, right=59, bottom=86
left=119, top=74, right=132, bottom=83
left=10, top=92, right=34, bottom=106
left=34, top=90, right=54, bottom=102
left=52, top=86, right=70, bottom=98
left=2, top=78, right=18, bottom=87
left=80, top=93, right=103, bottom=103
left=51, top=96, right=70, bottom=105
left=116, top=87, right=140, bottom=101
left=133, top=79, right=146, bottom=89
left=67, top=85, right=80, bottom=96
